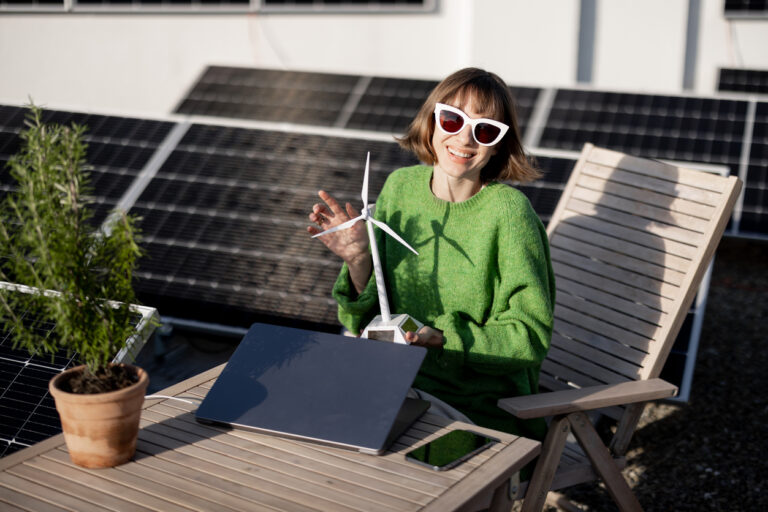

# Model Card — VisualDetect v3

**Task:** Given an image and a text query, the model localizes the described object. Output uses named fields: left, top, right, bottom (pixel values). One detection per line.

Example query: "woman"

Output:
left=308, top=67, right=555, bottom=440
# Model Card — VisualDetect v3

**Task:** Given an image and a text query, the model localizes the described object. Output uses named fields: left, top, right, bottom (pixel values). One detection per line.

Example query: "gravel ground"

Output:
left=549, top=236, right=768, bottom=511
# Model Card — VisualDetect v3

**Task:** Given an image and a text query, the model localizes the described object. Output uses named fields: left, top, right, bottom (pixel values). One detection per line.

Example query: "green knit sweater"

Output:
left=333, top=165, right=555, bottom=439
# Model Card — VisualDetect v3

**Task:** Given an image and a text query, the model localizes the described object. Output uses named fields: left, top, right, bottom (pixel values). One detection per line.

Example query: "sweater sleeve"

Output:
left=432, top=196, right=555, bottom=376
left=332, top=263, right=378, bottom=335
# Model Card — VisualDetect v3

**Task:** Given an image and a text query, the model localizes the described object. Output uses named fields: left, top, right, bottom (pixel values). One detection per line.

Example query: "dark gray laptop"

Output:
left=196, top=322, right=430, bottom=455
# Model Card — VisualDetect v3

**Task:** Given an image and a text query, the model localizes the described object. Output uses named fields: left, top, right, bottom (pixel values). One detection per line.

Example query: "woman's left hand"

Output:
left=405, top=326, right=444, bottom=349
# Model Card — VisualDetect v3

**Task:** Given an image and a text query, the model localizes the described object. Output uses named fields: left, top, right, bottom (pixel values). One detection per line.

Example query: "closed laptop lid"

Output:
left=196, top=322, right=427, bottom=454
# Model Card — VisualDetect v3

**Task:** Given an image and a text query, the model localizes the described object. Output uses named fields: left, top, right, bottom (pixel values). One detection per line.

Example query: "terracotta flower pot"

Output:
left=49, top=363, right=149, bottom=468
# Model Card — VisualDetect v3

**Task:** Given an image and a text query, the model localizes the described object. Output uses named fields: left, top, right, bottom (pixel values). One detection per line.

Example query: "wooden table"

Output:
left=0, top=364, right=540, bottom=512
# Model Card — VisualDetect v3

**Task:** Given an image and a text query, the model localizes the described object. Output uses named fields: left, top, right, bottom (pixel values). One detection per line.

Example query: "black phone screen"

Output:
left=404, top=429, right=499, bottom=471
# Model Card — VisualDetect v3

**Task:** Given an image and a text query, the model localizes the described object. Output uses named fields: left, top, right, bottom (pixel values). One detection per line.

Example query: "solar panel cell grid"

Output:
left=175, top=67, right=541, bottom=139
left=718, top=68, right=768, bottom=94
left=740, top=102, right=768, bottom=234
left=176, top=67, right=360, bottom=126
left=724, top=0, right=768, bottom=13
left=1, top=107, right=175, bottom=226
left=540, top=89, right=748, bottom=168
left=346, top=77, right=439, bottom=133
left=509, top=85, right=541, bottom=135
left=0, top=316, right=77, bottom=457
left=132, top=125, right=418, bottom=327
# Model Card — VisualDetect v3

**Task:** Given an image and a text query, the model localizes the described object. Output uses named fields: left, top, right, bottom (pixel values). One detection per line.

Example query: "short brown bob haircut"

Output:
left=398, top=67, right=540, bottom=184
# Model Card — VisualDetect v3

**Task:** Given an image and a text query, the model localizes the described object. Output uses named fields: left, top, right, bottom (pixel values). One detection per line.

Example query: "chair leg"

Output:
left=569, top=411, right=642, bottom=512
left=521, top=415, right=571, bottom=512
left=488, top=478, right=512, bottom=512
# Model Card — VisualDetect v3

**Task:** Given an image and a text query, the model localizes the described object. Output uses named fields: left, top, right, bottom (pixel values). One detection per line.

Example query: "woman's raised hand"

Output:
left=308, top=190, right=370, bottom=266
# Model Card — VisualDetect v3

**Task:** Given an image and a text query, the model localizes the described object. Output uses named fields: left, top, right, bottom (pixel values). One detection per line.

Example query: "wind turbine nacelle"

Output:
left=362, top=314, right=424, bottom=345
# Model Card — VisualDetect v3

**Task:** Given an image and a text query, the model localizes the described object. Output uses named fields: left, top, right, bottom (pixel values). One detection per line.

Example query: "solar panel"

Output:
left=76, top=0, right=249, bottom=5
left=718, top=68, right=768, bottom=95
left=740, top=101, right=768, bottom=234
left=174, top=66, right=361, bottom=127
left=132, top=124, right=418, bottom=328
left=260, top=0, right=432, bottom=11
left=345, top=76, right=439, bottom=133
left=0, top=0, right=63, bottom=6
left=724, top=0, right=768, bottom=15
left=175, top=66, right=541, bottom=139
left=539, top=90, right=749, bottom=172
left=0, top=283, right=157, bottom=458
left=513, top=155, right=576, bottom=222
left=0, top=105, right=175, bottom=226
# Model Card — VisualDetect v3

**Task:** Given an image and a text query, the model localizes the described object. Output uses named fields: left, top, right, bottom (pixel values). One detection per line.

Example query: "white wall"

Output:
left=593, top=0, right=689, bottom=93
left=470, top=0, right=579, bottom=87
left=0, top=15, right=255, bottom=117
left=696, top=0, right=768, bottom=94
left=0, top=0, right=766, bottom=118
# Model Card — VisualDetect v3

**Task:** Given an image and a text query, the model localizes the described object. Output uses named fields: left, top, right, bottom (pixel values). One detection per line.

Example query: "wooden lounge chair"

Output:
left=494, top=144, right=742, bottom=512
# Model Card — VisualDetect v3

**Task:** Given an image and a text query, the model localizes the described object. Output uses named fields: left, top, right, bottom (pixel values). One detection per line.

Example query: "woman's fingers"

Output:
left=345, top=202, right=361, bottom=218
left=318, top=190, right=347, bottom=217
left=405, top=326, right=445, bottom=348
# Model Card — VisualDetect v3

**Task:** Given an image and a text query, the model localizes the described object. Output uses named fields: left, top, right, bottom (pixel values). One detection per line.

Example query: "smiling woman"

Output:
left=307, top=67, right=555, bottom=442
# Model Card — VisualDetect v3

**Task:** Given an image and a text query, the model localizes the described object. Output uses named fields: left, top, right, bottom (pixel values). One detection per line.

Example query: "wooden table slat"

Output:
left=136, top=428, right=382, bottom=512
left=137, top=418, right=423, bottom=512
left=134, top=438, right=314, bottom=512
left=144, top=401, right=458, bottom=492
left=140, top=408, right=436, bottom=506
left=9, top=463, right=153, bottom=512
left=29, top=454, right=196, bottom=512
left=0, top=473, right=88, bottom=512
left=0, top=475, right=75, bottom=512
left=0, top=498, right=32, bottom=512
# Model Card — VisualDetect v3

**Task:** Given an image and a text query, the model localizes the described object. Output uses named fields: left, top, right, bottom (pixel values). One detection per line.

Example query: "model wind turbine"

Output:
left=313, top=152, right=423, bottom=344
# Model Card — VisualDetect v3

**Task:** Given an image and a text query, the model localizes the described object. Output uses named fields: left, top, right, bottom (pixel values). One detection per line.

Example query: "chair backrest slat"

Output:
left=581, top=162, right=729, bottom=208
left=549, top=336, right=641, bottom=380
left=554, top=257, right=676, bottom=314
left=565, top=193, right=708, bottom=246
left=550, top=234, right=687, bottom=286
left=560, top=209, right=701, bottom=260
left=541, top=144, right=742, bottom=402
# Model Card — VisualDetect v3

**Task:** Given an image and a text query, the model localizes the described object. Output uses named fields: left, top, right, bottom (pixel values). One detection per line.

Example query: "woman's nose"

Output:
left=456, top=124, right=474, bottom=145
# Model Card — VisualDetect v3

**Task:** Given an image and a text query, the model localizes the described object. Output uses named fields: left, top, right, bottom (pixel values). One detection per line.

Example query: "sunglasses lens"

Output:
left=439, top=110, right=464, bottom=134
left=474, top=123, right=502, bottom=145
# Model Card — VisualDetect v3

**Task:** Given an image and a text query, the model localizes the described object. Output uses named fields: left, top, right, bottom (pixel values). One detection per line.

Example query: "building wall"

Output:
left=0, top=0, right=766, bottom=116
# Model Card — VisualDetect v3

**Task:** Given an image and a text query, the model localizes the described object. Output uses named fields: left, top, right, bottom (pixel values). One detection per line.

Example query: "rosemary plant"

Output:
left=0, top=106, right=145, bottom=389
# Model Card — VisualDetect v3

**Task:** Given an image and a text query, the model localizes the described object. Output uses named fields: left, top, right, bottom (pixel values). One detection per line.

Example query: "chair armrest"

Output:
left=497, top=378, right=678, bottom=419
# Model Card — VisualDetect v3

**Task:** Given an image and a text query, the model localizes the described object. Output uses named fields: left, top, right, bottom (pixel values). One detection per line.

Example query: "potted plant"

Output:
left=0, top=105, right=152, bottom=468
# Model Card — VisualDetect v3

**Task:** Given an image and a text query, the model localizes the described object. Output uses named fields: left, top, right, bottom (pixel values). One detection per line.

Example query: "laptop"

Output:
left=195, top=322, right=430, bottom=455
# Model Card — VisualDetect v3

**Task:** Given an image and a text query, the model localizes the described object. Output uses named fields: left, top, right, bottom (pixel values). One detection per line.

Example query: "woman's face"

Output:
left=431, top=94, right=499, bottom=184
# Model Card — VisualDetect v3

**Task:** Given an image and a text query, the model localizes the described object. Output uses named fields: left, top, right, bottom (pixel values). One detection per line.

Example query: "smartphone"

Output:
left=404, top=429, right=499, bottom=471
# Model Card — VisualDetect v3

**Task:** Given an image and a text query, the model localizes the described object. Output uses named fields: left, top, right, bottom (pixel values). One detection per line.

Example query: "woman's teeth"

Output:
left=448, top=147, right=472, bottom=158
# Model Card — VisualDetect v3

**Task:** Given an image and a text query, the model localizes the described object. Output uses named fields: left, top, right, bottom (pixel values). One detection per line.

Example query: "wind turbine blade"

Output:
left=311, top=215, right=364, bottom=238
left=361, top=152, right=370, bottom=210
left=370, top=219, right=419, bottom=255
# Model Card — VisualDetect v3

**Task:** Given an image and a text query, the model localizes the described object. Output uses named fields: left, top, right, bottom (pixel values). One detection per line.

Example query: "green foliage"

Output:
left=0, top=105, right=145, bottom=374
